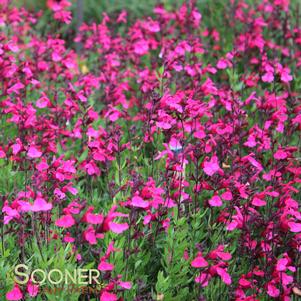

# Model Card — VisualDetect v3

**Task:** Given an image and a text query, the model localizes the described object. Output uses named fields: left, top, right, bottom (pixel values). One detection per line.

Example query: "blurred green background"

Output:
left=13, top=0, right=301, bottom=26
left=13, top=0, right=300, bottom=53
left=14, top=0, right=232, bottom=24
left=16, top=0, right=176, bottom=20
left=13, top=0, right=233, bottom=48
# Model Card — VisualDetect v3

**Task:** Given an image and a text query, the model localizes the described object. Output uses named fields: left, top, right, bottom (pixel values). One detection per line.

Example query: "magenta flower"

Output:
left=55, top=214, right=75, bottom=228
left=6, top=285, right=23, bottom=301
left=27, top=281, right=39, bottom=297
left=208, top=195, right=223, bottom=207
left=31, top=197, right=52, bottom=212
left=191, top=253, right=208, bottom=268
left=131, top=195, right=149, bottom=208
left=203, top=156, right=220, bottom=176
left=100, top=291, right=117, bottom=301
left=27, top=146, right=42, bottom=158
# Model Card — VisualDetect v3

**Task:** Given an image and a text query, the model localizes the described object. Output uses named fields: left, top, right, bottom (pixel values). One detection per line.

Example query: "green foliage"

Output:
left=155, top=215, right=193, bottom=301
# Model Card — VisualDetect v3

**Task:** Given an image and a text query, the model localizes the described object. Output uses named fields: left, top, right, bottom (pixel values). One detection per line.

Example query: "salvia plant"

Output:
left=0, top=0, right=301, bottom=300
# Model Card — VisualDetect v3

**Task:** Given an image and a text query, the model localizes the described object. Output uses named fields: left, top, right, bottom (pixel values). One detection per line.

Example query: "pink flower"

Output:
left=109, top=222, right=129, bottom=234
left=195, top=272, right=211, bottom=287
left=64, top=232, right=75, bottom=243
left=217, top=58, right=228, bottom=69
left=12, top=142, right=22, bottom=155
left=279, top=67, right=293, bottom=83
left=216, top=267, right=232, bottom=285
left=47, top=0, right=72, bottom=23
left=84, top=162, right=100, bottom=176
left=191, top=253, right=208, bottom=268
left=203, top=156, right=220, bottom=176
left=102, top=206, right=129, bottom=233
left=142, top=19, right=160, bottom=32
left=156, top=121, right=172, bottom=129
left=267, top=283, right=280, bottom=297
left=209, top=246, right=232, bottom=260
left=47, top=0, right=71, bottom=11
left=281, top=71, right=293, bottom=83
left=6, top=284, right=23, bottom=301
left=221, top=191, right=232, bottom=201
left=208, top=195, right=223, bottom=207
left=244, top=134, right=257, bottom=147
left=274, top=149, right=287, bottom=160
left=118, top=281, right=132, bottom=289
left=2, top=206, right=20, bottom=224
left=0, top=148, right=6, bottom=158
left=27, top=146, right=42, bottom=158
left=31, top=197, right=52, bottom=212
left=244, top=155, right=263, bottom=171
left=262, top=72, right=274, bottom=83
left=134, top=39, right=149, bottom=55
left=7, top=41, right=19, bottom=53
left=36, top=96, right=50, bottom=108
left=66, top=186, right=78, bottom=195
left=276, top=257, right=288, bottom=272
left=36, top=159, right=49, bottom=171
left=98, top=260, right=114, bottom=271
left=55, top=215, right=75, bottom=228
left=192, top=9, right=202, bottom=27
left=288, top=221, right=301, bottom=233
left=239, top=277, right=251, bottom=287
left=54, top=188, right=66, bottom=199
left=84, top=227, right=97, bottom=245
left=52, top=51, right=61, bottom=62
left=117, top=10, right=127, bottom=23
left=251, top=197, right=266, bottom=207
left=27, top=281, right=39, bottom=297
left=100, top=291, right=118, bottom=301
left=131, top=195, right=149, bottom=208
left=226, top=206, right=243, bottom=231
left=7, top=83, right=25, bottom=94
left=85, top=212, right=104, bottom=225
